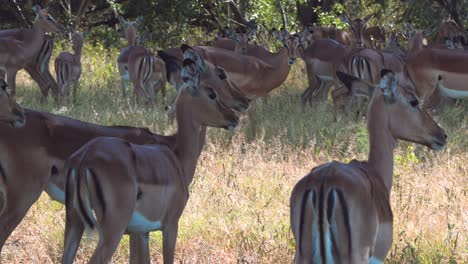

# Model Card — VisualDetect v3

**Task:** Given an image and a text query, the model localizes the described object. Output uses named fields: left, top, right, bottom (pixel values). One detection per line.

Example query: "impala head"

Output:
left=337, top=70, right=447, bottom=150
left=0, top=78, right=25, bottom=128
left=118, top=16, right=142, bottom=45
left=158, top=46, right=250, bottom=119
left=176, top=58, right=239, bottom=130
left=272, top=28, right=301, bottom=65
left=341, top=14, right=373, bottom=47
left=406, top=23, right=429, bottom=52
left=69, top=28, right=89, bottom=52
left=32, top=5, right=66, bottom=33
left=224, top=27, right=256, bottom=53
left=438, top=19, right=466, bottom=47
left=296, top=27, right=314, bottom=54
left=384, top=33, right=406, bottom=55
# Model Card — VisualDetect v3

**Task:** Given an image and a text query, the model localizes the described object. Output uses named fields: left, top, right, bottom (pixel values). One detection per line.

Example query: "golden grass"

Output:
left=2, top=46, right=467, bottom=263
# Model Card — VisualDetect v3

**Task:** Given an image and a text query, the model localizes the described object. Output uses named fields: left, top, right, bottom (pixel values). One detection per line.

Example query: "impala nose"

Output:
left=288, top=57, right=296, bottom=65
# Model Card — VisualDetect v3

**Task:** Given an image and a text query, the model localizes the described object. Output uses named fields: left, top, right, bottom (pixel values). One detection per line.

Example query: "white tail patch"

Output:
left=309, top=191, right=321, bottom=263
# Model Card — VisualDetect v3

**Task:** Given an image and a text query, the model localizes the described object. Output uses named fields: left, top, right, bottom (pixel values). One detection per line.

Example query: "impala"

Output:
left=165, top=28, right=300, bottom=136
left=298, top=20, right=366, bottom=111
left=290, top=70, right=447, bottom=263
left=433, top=18, right=466, bottom=47
left=55, top=29, right=88, bottom=98
left=0, top=5, right=65, bottom=97
left=212, top=27, right=256, bottom=54
left=0, top=78, right=25, bottom=127
left=61, top=46, right=241, bottom=264
left=0, top=47, right=249, bottom=259
left=406, top=26, right=468, bottom=102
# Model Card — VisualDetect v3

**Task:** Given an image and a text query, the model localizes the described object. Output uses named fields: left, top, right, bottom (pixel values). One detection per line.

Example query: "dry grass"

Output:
left=2, top=45, right=467, bottom=263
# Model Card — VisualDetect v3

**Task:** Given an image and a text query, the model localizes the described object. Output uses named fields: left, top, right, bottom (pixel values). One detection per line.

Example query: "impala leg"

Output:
left=72, top=81, right=79, bottom=102
left=0, top=190, right=42, bottom=253
left=88, top=228, right=127, bottom=263
left=118, top=64, right=129, bottom=97
left=300, top=86, right=313, bottom=112
left=129, top=233, right=150, bottom=264
left=5, top=70, right=18, bottom=98
left=61, top=207, right=85, bottom=264
left=247, top=99, right=257, bottom=138
left=162, top=224, right=179, bottom=264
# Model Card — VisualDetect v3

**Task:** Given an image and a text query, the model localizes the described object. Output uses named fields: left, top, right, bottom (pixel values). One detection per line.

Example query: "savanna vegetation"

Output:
left=0, top=0, right=467, bottom=263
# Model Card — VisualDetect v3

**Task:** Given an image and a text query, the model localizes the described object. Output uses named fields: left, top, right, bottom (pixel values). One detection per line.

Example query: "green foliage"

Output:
left=313, top=3, right=348, bottom=29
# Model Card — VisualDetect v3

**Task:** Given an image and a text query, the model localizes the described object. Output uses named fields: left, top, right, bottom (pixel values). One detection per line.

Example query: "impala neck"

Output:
left=74, top=42, right=83, bottom=59
left=366, top=91, right=396, bottom=193
left=31, top=22, right=47, bottom=48
left=263, top=47, right=291, bottom=89
left=174, top=98, right=207, bottom=186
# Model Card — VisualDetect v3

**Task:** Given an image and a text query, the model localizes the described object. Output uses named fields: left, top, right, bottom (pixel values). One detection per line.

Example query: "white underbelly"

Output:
left=45, top=182, right=65, bottom=204
left=127, top=211, right=162, bottom=233
left=437, top=82, right=468, bottom=98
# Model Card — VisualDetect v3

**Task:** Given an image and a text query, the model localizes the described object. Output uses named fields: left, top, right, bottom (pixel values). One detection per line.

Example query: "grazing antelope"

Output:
left=61, top=46, right=241, bottom=264
left=0, top=5, right=65, bottom=97
left=0, top=78, right=25, bottom=127
left=290, top=70, right=447, bottom=263
left=297, top=22, right=365, bottom=111
left=0, top=46, right=249, bottom=258
left=55, top=29, right=88, bottom=98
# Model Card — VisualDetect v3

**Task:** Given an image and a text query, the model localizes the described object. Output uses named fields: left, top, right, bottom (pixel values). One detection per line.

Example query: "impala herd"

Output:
left=0, top=4, right=465, bottom=263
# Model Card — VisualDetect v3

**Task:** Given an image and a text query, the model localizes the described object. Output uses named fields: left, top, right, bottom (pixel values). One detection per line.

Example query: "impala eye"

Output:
left=410, top=99, right=419, bottom=107
left=207, top=88, right=217, bottom=100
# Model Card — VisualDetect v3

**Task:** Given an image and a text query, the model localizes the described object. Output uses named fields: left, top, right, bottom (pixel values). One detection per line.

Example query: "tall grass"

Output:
left=3, top=45, right=467, bottom=263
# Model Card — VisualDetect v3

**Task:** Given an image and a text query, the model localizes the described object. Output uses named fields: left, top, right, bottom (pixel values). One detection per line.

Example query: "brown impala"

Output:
left=61, top=45, right=241, bottom=263
left=165, top=28, right=301, bottom=136
left=0, top=5, right=65, bottom=97
left=0, top=78, right=25, bottom=127
left=55, top=28, right=88, bottom=98
left=290, top=70, right=447, bottom=263
left=0, top=46, right=249, bottom=259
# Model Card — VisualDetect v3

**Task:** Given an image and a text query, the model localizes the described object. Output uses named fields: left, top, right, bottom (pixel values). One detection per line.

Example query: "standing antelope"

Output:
left=0, top=78, right=25, bottom=127
left=212, top=27, right=257, bottom=54
left=406, top=25, right=468, bottom=103
left=116, top=16, right=166, bottom=101
left=61, top=45, right=241, bottom=264
left=0, top=46, right=249, bottom=259
left=290, top=70, right=447, bottom=263
left=0, top=5, right=64, bottom=97
left=55, top=29, right=88, bottom=98
left=165, top=28, right=301, bottom=137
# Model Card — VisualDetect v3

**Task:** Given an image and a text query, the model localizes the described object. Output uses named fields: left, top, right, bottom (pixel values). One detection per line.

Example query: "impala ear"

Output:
left=135, top=16, right=143, bottom=27
left=214, top=67, right=227, bottom=80
left=181, top=59, right=200, bottom=95
left=379, top=69, right=398, bottom=103
left=181, top=44, right=206, bottom=72
left=336, top=71, right=374, bottom=97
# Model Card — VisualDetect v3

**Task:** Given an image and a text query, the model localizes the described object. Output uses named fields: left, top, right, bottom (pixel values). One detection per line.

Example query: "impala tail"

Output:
left=295, top=187, right=351, bottom=263
left=349, top=55, right=373, bottom=82
left=67, top=167, right=106, bottom=230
